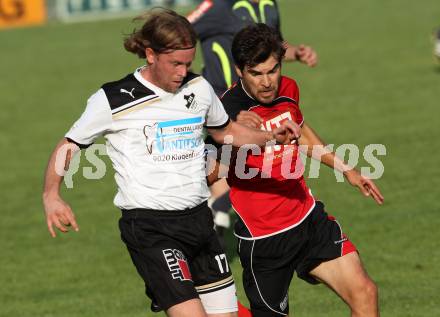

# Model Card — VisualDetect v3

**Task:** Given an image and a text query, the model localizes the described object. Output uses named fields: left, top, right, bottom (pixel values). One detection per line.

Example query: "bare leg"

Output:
left=166, top=298, right=237, bottom=317
left=309, top=252, right=379, bottom=317
left=166, top=299, right=207, bottom=317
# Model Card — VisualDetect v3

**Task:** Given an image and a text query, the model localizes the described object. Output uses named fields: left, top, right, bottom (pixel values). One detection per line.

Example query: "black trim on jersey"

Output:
left=65, top=137, right=91, bottom=149
left=204, top=118, right=230, bottom=129
left=111, top=95, right=159, bottom=116
left=182, top=72, right=201, bottom=86
left=269, top=96, right=298, bottom=106
left=221, top=81, right=298, bottom=121
left=221, top=81, right=258, bottom=120
left=101, top=74, right=156, bottom=111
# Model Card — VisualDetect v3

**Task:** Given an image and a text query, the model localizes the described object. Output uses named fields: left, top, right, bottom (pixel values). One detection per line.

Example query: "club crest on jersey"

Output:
left=183, top=93, right=198, bottom=112
left=163, top=249, right=192, bottom=281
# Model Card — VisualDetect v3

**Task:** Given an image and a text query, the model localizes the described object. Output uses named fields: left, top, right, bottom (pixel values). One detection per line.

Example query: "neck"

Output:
left=240, top=79, right=255, bottom=101
left=140, top=66, right=161, bottom=89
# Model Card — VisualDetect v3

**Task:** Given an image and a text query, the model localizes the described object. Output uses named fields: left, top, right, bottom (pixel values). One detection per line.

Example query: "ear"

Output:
left=235, top=65, right=243, bottom=78
left=145, top=48, right=156, bottom=65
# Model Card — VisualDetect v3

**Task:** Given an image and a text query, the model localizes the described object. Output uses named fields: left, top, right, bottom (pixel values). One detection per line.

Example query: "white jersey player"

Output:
left=42, top=8, right=300, bottom=317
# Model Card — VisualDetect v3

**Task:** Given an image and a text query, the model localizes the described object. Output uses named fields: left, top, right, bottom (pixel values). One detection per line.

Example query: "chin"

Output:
left=259, top=96, right=275, bottom=104
left=165, top=85, right=179, bottom=93
left=257, top=91, right=276, bottom=104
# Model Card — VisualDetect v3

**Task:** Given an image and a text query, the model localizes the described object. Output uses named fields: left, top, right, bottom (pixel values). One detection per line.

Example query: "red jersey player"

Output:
left=208, top=23, right=384, bottom=317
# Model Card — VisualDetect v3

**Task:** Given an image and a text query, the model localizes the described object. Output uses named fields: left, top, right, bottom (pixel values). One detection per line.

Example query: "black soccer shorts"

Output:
left=236, top=201, right=357, bottom=317
left=118, top=202, right=235, bottom=313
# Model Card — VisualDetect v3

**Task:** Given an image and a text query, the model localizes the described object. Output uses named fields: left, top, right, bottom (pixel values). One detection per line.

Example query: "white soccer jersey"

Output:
left=66, top=67, right=229, bottom=210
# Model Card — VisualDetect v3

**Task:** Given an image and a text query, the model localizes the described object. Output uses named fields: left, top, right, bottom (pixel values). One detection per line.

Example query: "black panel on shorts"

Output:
left=236, top=201, right=356, bottom=316
left=119, top=202, right=233, bottom=312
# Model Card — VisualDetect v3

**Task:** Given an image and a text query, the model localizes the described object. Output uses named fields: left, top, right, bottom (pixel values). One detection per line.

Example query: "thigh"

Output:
left=191, top=229, right=237, bottom=315
left=296, top=201, right=357, bottom=284
left=238, top=238, right=294, bottom=317
left=166, top=298, right=207, bottom=317
left=119, top=217, right=199, bottom=312
left=309, top=251, right=374, bottom=303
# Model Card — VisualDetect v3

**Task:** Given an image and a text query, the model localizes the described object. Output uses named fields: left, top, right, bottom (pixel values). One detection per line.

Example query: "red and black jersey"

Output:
left=221, top=76, right=315, bottom=239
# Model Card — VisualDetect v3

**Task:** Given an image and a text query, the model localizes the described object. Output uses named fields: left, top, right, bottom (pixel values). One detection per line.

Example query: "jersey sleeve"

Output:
left=204, top=83, right=230, bottom=129
left=65, top=89, right=112, bottom=148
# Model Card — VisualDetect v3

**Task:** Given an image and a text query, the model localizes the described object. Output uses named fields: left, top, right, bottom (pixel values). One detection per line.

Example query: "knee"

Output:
left=364, top=279, right=378, bottom=301
left=353, top=278, right=378, bottom=306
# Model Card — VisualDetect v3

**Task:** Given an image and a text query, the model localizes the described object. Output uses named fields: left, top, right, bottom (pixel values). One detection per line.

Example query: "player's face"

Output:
left=146, top=47, right=195, bottom=93
left=237, top=55, right=281, bottom=104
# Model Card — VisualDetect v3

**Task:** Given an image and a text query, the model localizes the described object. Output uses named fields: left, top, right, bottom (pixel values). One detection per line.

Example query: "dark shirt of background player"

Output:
left=188, top=0, right=317, bottom=96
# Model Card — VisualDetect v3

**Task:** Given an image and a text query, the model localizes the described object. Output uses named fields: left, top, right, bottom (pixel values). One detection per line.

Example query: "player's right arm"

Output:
left=43, top=138, right=80, bottom=237
left=42, top=88, right=112, bottom=237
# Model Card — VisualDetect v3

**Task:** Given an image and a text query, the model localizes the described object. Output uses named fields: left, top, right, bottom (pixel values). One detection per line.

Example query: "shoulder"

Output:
left=178, top=73, right=219, bottom=110
left=221, top=82, right=257, bottom=119
left=278, top=76, right=299, bottom=102
left=280, top=75, right=299, bottom=89
left=181, top=72, right=213, bottom=96
left=182, top=72, right=204, bottom=87
left=101, top=73, right=156, bottom=111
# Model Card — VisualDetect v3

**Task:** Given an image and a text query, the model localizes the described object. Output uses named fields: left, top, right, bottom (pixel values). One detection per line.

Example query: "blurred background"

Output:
left=0, top=0, right=439, bottom=316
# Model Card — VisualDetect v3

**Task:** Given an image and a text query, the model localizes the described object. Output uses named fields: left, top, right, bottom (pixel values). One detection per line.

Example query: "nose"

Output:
left=261, top=74, right=271, bottom=88
left=177, top=65, right=188, bottom=78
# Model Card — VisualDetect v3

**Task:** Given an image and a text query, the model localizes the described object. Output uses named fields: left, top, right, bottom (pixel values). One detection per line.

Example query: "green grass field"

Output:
left=1, top=0, right=439, bottom=316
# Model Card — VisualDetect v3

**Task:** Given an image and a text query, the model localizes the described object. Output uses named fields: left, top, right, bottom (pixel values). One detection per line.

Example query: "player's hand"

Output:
left=43, top=194, right=79, bottom=237
left=272, top=120, right=301, bottom=145
left=236, top=111, right=263, bottom=128
left=344, top=169, right=384, bottom=205
left=296, top=45, right=318, bottom=67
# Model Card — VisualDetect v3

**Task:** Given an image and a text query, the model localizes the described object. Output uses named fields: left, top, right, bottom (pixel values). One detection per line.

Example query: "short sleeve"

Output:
left=65, top=89, right=112, bottom=147
left=204, top=83, right=230, bottom=129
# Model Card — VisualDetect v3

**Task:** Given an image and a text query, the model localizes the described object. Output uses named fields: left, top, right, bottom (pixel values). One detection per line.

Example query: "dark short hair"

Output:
left=232, top=23, right=286, bottom=70
left=124, top=8, right=196, bottom=58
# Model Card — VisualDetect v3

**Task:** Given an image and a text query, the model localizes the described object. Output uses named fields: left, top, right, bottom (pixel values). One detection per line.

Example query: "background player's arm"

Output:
left=42, top=138, right=80, bottom=237
left=299, top=122, right=384, bottom=204
left=283, top=41, right=318, bottom=67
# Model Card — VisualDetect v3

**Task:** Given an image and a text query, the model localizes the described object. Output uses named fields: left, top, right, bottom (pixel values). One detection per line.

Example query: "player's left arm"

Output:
left=298, top=122, right=384, bottom=204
